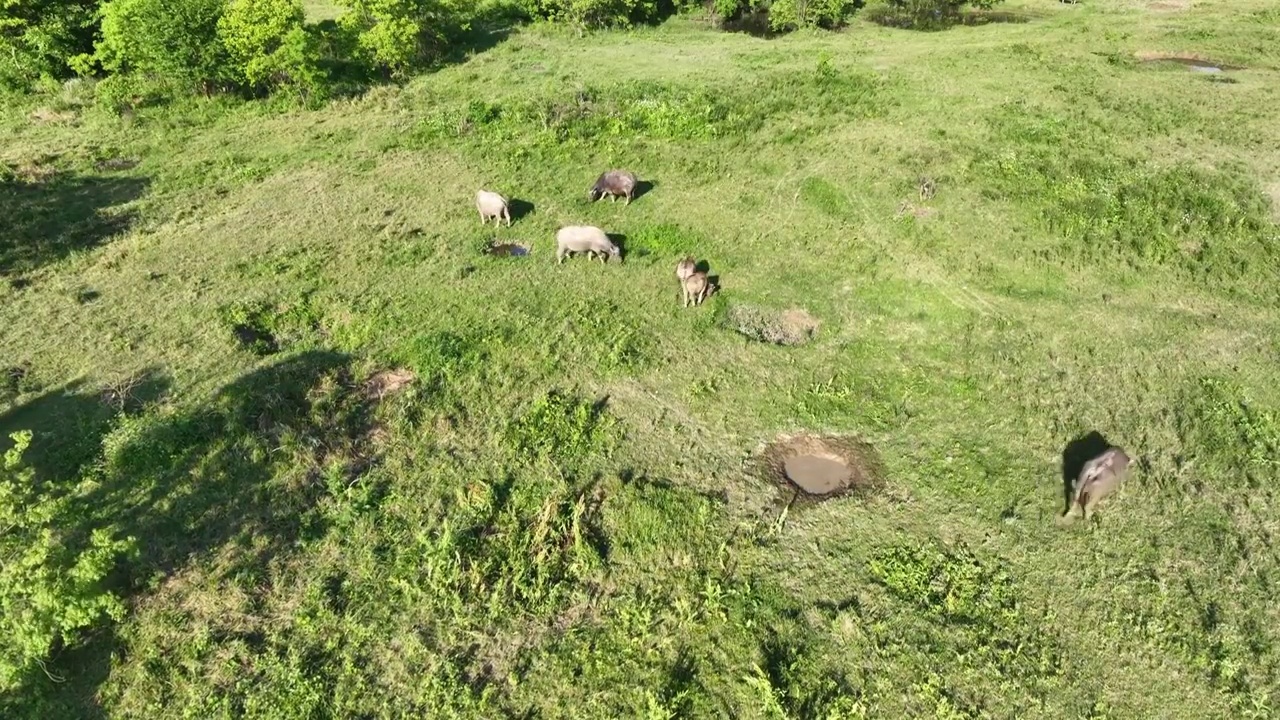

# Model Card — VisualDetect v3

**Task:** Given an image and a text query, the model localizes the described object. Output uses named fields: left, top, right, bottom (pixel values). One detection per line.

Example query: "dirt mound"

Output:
left=726, top=304, right=819, bottom=346
left=758, top=433, right=884, bottom=501
left=364, top=368, right=415, bottom=400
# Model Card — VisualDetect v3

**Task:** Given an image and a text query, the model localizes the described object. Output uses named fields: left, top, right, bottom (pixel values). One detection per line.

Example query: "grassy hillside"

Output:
left=3, top=0, right=1280, bottom=717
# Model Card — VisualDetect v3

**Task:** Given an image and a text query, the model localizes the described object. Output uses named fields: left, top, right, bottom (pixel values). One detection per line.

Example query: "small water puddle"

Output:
left=784, top=455, right=853, bottom=496
left=756, top=433, right=886, bottom=505
left=1137, top=54, right=1243, bottom=74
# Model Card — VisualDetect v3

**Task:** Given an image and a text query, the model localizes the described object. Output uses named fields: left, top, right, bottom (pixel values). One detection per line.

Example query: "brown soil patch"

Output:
left=726, top=304, right=820, bottom=346
left=96, top=157, right=140, bottom=172
left=363, top=368, right=415, bottom=400
left=7, top=158, right=58, bottom=184
left=30, top=107, right=75, bottom=124
left=757, top=433, right=885, bottom=501
left=895, top=201, right=937, bottom=220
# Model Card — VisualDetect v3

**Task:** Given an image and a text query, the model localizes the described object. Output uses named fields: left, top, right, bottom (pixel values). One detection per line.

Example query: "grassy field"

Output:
left=3, top=0, right=1280, bottom=717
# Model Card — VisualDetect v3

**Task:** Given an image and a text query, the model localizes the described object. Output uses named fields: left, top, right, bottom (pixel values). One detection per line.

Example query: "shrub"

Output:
left=864, top=0, right=1003, bottom=28
left=336, top=0, right=470, bottom=76
left=765, top=0, right=857, bottom=30
left=0, top=431, right=136, bottom=693
left=97, top=0, right=231, bottom=96
left=519, top=0, right=698, bottom=27
left=0, top=0, right=100, bottom=90
left=713, top=0, right=857, bottom=31
left=218, top=0, right=326, bottom=98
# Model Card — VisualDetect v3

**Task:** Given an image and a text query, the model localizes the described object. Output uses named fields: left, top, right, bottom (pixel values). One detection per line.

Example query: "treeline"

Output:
left=0, top=0, right=697, bottom=105
left=0, top=0, right=996, bottom=105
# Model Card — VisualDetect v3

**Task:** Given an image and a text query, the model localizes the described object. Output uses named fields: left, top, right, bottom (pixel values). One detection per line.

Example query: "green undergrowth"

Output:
left=973, top=100, right=1280, bottom=300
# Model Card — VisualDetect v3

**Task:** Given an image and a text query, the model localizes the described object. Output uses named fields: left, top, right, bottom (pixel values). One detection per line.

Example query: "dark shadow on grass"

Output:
left=606, top=233, right=629, bottom=261
left=631, top=179, right=656, bottom=203
left=4, top=351, right=384, bottom=716
left=865, top=7, right=1041, bottom=31
left=617, top=468, right=730, bottom=506
left=720, top=9, right=781, bottom=39
left=441, top=12, right=518, bottom=67
left=1061, top=431, right=1111, bottom=514
left=0, top=171, right=148, bottom=277
left=508, top=198, right=535, bottom=223
left=0, top=370, right=170, bottom=484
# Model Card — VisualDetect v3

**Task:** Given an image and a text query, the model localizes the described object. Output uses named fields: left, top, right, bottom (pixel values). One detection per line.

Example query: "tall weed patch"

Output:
left=974, top=102, right=1280, bottom=299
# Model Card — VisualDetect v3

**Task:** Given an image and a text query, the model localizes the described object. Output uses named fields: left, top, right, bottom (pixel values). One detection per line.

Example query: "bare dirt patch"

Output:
left=363, top=368, right=416, bottom=400
left=757, top=433, right=885, bottom=501
left=726, top=304, right=819, bottom=346
left=5, top=157, right=59, bottom=183
left=895, top=201, right=937, bottom=220
left=1266, top=181, right=1280, bottom=222
left=96, top=157, right=140, bottom=172
left=30, top=107, right=75, bottom=124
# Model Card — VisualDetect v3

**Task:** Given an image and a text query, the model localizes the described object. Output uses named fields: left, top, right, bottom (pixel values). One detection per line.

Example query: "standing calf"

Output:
left=556, top=226, right=620, bottom=264
left=1065, top=447, right=1133, bottom=521
left=475, top=189, right=511, bottom=227
left=676, top=255, right=696, bottom=282
left=683, top=271, right=710, bottom=307
left=588, top=170, right=638, bottom=205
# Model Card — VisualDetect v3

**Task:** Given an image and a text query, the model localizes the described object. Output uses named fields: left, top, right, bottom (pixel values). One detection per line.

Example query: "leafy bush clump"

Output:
left=863, top=0, right=1005, bottom=29
left=218, top=0, right=325, bottom=98
left=713, top=0, right=859, bottom=31
left=97, top=0, right=232, bottom=96
left=505, top=391, right=615, bottom=464
left=0, top=431, right=137, bottom=693
left=519, top=0, right=698, bottom=28
left=0, top=0, right=100, bottom=90
left=336, top=0, right=469, bottom=76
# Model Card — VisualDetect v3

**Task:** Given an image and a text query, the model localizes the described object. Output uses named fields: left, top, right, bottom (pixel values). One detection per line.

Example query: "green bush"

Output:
left=218, top=0, right=325, bottom=98
left=521, top=0, right=649, bottom=27
left=336, top=0, right=469, bottom=76
left=864, top=0, right=1003, bottom=27
left=97, top=0, right=232, bottom=96
left=0, top=0, right=100, bottom=90
left=519, top=0, right=700, bottom=27
left=713, top=0, right=857, bottom=31
left=765, top=0, right=858, bottom=30
left=0, top=432, right=136, bottom=693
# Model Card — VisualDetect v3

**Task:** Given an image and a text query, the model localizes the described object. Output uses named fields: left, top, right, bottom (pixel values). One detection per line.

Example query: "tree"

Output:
left=0, top=431, right=136, bottom=693
left=96, top=0, right=231, bottom=95
left=336, top=0, right=468, bottom=77
left=711, top=0, right=858, bottom=32
left=0, top=0, right=100, bottom=89
left=218, top=0, right=325, bottom=98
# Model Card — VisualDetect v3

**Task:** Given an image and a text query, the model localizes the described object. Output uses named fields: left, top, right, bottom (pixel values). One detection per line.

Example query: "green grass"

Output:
left=3, top=0, right=1280, bottom=717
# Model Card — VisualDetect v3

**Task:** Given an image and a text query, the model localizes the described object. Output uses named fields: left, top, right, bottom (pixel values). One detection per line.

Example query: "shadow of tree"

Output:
left=0, top=171, right=149, bottom=276
left=864, top=6, right=1041, bottom=31
left=3, top=351, right=378, bottom=717
left=0, top=370, right=171, bottom=484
